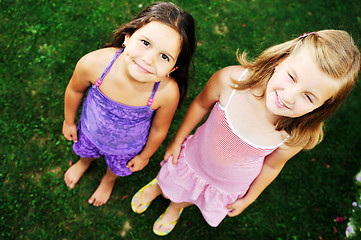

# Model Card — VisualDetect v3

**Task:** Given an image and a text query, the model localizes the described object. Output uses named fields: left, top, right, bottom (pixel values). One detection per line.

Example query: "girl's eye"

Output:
left=305, top=94, right=313, bottom=103
left=288, top=73, right=295, bottom=82
left=161, top=54, right=169, bottom=61
left=142, top=40, right=150, bottom=46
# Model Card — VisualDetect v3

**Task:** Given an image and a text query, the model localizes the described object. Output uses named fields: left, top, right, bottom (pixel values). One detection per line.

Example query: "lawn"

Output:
left=1, top=0, right=361, bottom=239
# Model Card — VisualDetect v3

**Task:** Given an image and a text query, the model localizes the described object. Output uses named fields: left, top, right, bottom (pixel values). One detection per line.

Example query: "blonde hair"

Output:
left=236, top=30, right=360, bottom=149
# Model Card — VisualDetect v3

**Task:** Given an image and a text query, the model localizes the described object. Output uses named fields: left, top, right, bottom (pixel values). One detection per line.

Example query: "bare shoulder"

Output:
left=266, top=142, right=303, bottom=167
left=226, top=65, right=248, bottom=83
left=80, top=47, right=118, bottom=64
left=213, top=65, right=246, bottom=87
left=214, top=65, right=247, bottom=103
left=75, top=48, right=120, bottom=84
left=153, top=77, right=180, bottom=109
left=157, top=77, right=179, bottom=97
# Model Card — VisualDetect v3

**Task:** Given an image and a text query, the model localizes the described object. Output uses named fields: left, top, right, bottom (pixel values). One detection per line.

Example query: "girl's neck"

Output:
left=225, top=88, right=285, bottom=146
left=249, top=87, right=280, bottom=126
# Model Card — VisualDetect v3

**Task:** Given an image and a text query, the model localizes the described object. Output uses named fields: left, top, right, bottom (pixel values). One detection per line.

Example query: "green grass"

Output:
left=1, top=0, right=361, bottom=239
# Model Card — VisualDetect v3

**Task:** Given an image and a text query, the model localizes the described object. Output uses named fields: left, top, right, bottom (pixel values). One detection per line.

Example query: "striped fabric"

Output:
left=186, top=102, right=279, bottom=193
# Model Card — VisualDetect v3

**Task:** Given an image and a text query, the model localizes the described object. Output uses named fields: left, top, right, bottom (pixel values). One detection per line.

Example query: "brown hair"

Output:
left=103, top=2, right=196, bottom=104
left=236, top=30, right=360, bottom=149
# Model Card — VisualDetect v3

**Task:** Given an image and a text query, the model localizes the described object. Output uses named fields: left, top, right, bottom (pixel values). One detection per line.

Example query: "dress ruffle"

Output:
left=157, top=138, right=247, bottom=227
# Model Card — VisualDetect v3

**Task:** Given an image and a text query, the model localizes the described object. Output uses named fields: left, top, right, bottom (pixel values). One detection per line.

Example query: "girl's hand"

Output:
left=163, top=140, right=182, bottom=165
left=226, top=198, right=249, bottom=217
left=62, top=120, right=78, bottom=142
left=127, top=155, right=149, bottom=172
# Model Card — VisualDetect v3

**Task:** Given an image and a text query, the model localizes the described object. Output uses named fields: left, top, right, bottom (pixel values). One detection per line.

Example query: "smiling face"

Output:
left=122, top=21, right=182, bottom=83
left=265, top=47, right=340, bottom=119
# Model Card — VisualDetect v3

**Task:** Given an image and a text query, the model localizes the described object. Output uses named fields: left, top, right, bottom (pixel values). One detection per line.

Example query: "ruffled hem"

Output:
left=156, top=137, right=247, bottom=227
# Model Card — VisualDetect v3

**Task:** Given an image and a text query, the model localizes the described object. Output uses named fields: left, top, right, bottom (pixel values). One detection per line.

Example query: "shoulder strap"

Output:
left=95, top=48, right=124, bottom=87
left=225, top=69, right=249, bottom=109
left=147, top=81, right=161, bottom=106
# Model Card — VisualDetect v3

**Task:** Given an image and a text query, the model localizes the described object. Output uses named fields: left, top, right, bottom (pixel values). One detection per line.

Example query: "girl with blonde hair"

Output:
left=132, top=29, right=360, bottom=235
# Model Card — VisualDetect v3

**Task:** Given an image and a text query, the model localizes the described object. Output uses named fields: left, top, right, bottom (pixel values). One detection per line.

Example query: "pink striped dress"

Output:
left=157, top=71, right=286, bottom=227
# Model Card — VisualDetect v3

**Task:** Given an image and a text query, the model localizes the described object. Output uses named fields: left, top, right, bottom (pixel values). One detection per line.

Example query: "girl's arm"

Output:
left=227, top=144, right=303, bottom=217
left=62, top=55, right=95, bottom=142
left=126, top=80, right=180, bottom=172
left=164, top=67, right=231, bottom=165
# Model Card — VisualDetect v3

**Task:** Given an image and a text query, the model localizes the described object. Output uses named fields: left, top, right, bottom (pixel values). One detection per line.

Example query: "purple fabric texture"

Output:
left=73, top=48, right=160, bottom=176
left=73, top=124, right=133, bottom=176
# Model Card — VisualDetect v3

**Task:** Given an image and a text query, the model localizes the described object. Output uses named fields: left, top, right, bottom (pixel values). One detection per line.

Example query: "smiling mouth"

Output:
left=134, top=61, right=152, bottom=74
left=275, top=92, right=290, bottom=109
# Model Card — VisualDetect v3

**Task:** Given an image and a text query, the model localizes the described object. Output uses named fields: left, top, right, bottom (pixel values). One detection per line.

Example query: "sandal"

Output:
left=131, top=178, right=157, bottom=214
left=153, top=205, right=184, bottom=236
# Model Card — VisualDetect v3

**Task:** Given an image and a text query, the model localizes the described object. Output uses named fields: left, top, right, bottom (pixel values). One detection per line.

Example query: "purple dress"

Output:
left=73, top=48, right=160, bottom=176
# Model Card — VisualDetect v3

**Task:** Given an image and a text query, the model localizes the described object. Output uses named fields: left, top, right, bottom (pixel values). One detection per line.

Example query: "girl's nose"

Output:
left=143, top=51, right=154, bottom=66
left=282, top=88, right=297, bottom=105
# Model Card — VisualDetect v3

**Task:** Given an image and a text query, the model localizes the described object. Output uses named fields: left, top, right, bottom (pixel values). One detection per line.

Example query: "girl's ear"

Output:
left=124, top=34, right=131, bottom=46
left=169, top=66, right=178, bottom=74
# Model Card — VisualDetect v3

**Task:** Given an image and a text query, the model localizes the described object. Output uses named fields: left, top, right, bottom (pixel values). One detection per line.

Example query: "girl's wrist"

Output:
left=238, top=195, right=253, bottom=206
left=63, top=119, right=75, bottom=126
left=172, top=136, right=186, bottom=146
left=136, top=152, right=150, bottom=161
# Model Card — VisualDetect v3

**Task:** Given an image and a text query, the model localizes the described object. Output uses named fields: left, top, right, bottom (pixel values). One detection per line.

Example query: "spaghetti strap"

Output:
left=95, top=48, right=124, bottom=87
left=225, top=90, right=236, bottom=110
left=225, top=69, right=249, bottom=110
left=277, top=135, right=290, bottom=147
left=237, top=68, right=248, bottom=82
left=147, top=82, right=161, bottom=106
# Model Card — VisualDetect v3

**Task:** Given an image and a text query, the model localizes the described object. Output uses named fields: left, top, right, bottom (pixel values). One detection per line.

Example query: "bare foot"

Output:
left=64, top=158, right=93, bottom=189
left=88, top=168, right=118, bottom=207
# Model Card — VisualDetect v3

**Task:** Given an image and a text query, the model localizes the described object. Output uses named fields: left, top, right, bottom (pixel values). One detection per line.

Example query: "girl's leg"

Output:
left=88, top=167, right=118, bottom=207
left=64, top=157, right=95, bottom=189
left=153, top=201, right=193, bottom=234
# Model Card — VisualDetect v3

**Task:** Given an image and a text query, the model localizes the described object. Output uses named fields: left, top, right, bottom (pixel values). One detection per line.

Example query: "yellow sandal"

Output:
left=153, top=205, right=184, bottom=236
left=131, top=178, right=157, bottom=214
